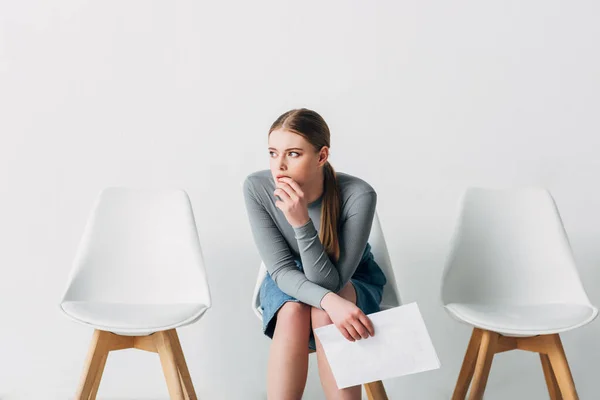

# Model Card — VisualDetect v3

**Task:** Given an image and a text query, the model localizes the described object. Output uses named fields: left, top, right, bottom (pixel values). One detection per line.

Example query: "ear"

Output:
left=318, top=146, right=329, bottom=166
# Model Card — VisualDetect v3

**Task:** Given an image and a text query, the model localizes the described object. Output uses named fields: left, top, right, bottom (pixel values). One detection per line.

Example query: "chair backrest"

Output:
left=441, top=187, right=593, bottom=307
left=252, top=211, right=401, bottom=318
left=60, top=187, right=211, bottom=306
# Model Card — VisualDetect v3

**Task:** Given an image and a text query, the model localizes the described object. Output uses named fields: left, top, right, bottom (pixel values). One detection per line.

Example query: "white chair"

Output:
left=251, top=211, right=401, bottom=400
left=442, top=187, right=598, bottom=400
left=60, top=187, right=211, bottom=400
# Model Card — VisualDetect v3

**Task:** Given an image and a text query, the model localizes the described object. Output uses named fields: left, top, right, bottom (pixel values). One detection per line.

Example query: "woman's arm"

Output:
left=293, top=190, right=377, bottom=293
left=265, top=176, right=378, bottom=341
left=243, top=177, right=332, bottom=309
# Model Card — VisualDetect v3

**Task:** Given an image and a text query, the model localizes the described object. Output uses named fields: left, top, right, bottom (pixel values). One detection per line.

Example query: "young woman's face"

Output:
left=268, top=128, right=326, bottom=186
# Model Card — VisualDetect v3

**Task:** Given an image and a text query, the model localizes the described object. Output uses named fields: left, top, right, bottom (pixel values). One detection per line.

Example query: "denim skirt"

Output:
left=259, top=242, right=387, bottom=351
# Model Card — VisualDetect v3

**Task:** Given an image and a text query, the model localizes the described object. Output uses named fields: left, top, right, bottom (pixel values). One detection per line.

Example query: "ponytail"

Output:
left=319, top=161, right=341, bottom=262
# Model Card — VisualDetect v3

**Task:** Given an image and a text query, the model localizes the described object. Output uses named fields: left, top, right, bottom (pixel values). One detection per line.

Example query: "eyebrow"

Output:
left=268, top=147, right=304, bottom=151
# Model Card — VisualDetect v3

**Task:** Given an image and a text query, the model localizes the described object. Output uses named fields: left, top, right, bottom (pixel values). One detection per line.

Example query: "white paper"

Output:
left=313, top=302, right=440, bottom=389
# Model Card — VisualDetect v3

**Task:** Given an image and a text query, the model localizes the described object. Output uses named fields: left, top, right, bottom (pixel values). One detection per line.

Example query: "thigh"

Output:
left=274, top=301, right=311, bottom=334
left=311, top=305, right=331, bottom=329
left=337, top=281, right=357, bottom=305
left=351, top=279, right=383, bottom=316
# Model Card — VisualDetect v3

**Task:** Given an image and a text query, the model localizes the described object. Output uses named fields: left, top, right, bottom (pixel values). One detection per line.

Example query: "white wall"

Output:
left=1, top=1, right=599, bottom=399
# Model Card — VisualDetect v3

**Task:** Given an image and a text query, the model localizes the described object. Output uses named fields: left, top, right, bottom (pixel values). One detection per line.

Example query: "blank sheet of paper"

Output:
left=313, top=302, right=440, bottom=389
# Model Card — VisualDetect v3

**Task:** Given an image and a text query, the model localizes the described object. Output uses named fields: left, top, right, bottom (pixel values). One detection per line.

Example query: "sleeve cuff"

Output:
left=316, top=288, right=332, bottom=310
left=293, top=218, right=318, bottom=239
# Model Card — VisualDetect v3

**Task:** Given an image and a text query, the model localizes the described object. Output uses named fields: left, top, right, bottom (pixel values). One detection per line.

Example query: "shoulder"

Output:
left=336, top=172, right=377, bottom=213
left=336, top=172, right=376, bottom=200
left=243, top=170, right=275, bottom=201
left=243, top=170, right=272, bottom=189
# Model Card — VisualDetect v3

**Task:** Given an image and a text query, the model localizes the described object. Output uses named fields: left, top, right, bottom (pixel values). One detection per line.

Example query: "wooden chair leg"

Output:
left=452, top=328, right=483, bottom=400
left=468, top=330, right=498, bottom=400
left=364, top=380, right=388, bottom=400
left=546, top=334, right=578, bottom=400
left=154, top=330, right=185, bottom=399
left=178, top=368, right=190, bottom=400
left=167, top=329, right=197, bottom=400
left=76, top=330, right=110, bottom=400
left=540, top=353, right=562, bottom=400
left=74, top=329, right=199, bottom=400
left=88, top=352, right=108, bottom=400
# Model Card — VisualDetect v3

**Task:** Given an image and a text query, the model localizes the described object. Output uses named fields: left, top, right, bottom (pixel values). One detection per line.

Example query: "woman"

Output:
left=243, top=108, right=387, bottom=400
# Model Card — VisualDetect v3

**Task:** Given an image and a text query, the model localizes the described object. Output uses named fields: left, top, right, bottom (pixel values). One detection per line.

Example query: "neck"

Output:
left=305, top=168, right=325, bottom=204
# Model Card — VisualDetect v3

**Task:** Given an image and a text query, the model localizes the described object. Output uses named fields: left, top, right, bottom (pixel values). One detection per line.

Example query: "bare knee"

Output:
left=276, top=302, right=311, bottom=328
left=311, top=306, right=332, bottom=329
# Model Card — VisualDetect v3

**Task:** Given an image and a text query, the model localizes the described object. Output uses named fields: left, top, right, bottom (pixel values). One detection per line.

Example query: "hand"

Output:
left=320, top=292, right=375, bottom=342
left=273, top=176, right=310, bottom=228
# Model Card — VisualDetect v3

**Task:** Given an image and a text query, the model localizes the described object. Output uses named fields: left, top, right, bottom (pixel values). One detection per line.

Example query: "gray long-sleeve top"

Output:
left=243, top=169, right=377, bottom=309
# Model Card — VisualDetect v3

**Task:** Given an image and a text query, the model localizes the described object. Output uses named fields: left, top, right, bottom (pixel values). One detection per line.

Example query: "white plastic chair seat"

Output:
left=60, top=188, right=212, bottom=336
left=441, top=188, right=597, bottom=337
left=61, top=301, right=209, bottom=335
left=445, top=302, right=597, bottom=336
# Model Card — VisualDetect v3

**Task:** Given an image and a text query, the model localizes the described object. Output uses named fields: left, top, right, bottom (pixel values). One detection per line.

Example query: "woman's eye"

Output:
left=269, top=151, right=277, bottom=157
left=289, top=152, right=300, bottom=157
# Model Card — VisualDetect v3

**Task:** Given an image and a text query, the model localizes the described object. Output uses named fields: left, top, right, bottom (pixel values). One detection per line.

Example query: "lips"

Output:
left=276, top=175, right=289, bottom=179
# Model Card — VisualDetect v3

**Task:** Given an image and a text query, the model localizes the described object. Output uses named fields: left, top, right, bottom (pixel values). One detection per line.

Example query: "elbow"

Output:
left=333, top=281, right=344, bottom=294
left=331, top=277, right=351, bottom=294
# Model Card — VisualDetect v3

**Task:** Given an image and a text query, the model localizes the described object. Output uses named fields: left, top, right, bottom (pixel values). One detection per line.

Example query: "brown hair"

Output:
left=269, top=108, right=341, bottom=262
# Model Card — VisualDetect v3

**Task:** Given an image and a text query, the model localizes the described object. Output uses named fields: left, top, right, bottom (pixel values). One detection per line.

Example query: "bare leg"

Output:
left=268, top=301, right=312, bottom=400
left=312, top=282, right=362, bottom=400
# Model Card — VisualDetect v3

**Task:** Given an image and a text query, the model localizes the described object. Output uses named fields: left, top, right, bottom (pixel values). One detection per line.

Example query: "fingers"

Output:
left=340, top=313, right=373, bottom=342
left=349, top=312, right=372, bottom=339
left=275, top=182, right=298, bottom=202
left=339, top=326, right=355, bottom=342
left=350, top=319, right=370, bottom=339
left=345, top=322, right=364, bottom=341
left=273, top=187, right=290, bottom=211
left=273, top=188, right=291, bottom=202
left=278, top=177, right=304, bottom=196
left=358, top=314, right=375, bottom=336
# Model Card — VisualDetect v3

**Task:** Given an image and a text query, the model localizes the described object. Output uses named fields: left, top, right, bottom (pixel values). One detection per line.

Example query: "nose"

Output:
left=277, top=157, right=287, bottom=171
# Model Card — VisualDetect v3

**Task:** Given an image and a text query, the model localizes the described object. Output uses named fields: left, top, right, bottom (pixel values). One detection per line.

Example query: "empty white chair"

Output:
left=251, top=211, right=401, bottom=399
left=442, top=187, right=597, bottom=400
left=60, top=187, right=211, bottom=399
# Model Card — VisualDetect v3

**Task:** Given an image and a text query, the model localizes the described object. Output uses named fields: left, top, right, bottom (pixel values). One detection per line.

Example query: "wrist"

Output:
left=291, top=216, right=310, bottom=228
left=320, top=291, right=337, bottom=311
